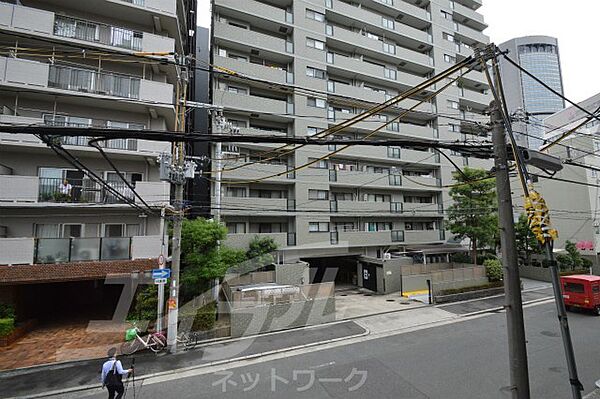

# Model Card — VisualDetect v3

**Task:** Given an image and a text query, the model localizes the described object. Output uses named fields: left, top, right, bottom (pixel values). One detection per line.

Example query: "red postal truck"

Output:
left=560, top=275, right=600, bottom=315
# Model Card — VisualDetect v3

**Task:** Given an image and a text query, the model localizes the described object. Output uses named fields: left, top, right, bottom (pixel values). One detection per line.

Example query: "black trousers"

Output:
left=107, top=384, right=124, bottom=399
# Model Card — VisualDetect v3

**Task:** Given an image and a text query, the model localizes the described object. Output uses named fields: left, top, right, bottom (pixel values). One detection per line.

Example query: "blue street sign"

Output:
left=152, top=268, right=171, bottom=279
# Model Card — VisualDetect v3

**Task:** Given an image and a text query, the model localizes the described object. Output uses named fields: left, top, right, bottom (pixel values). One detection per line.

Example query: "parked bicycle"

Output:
left=120, top=327, right=167, bottom=355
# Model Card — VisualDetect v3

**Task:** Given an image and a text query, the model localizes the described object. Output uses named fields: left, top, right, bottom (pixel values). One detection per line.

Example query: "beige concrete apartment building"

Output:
left=211, top=0, right=492, bottom=277
left=0, top=0, right=192, bottom=321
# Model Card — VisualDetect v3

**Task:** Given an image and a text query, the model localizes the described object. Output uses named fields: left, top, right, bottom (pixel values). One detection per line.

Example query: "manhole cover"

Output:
left=363, top=293, right=372, bottom=296
left=400, top=301, right=411, bottom=305
left=386, top=299, right=395, bottom=302
left=340, top=294, right=348, bottom=297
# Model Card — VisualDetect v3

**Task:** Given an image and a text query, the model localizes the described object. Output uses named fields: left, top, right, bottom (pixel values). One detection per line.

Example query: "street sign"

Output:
left=154, top=278, right=167, bottom=285
left=158, top=254, right=166, bottom=267
left=152, top=268, right=171, bottom=279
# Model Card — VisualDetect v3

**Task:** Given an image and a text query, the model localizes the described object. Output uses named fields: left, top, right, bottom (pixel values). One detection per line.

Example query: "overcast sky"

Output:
left=196, top=0, right=599, bottom=104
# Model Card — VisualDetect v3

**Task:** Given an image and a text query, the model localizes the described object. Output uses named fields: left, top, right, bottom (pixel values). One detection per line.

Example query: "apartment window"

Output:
left=227, top=223, right=246, bottom=234
left=441, top=10, right=452, bottom=20
left=447, top=100, right=459, bottom=109
left=309, top=222, right=330, bottom=232
left=389, top=174, right=402, bottom=186
left=306, top=66, right=326, bottom=79
left=226, top=186, right=246, bottom=197
left=387, top=122, right=400, bottom=132
left=306, top=9, right=325, bottom=22
left=443, top=32, right=454, bottom=42
left=382, top=17, right=395, bottom=30
left=309, top=158, right=329, bottom=169
left=387, top=147, right=401, bottom=159
left=307, top=97, right=326, bottom=108
left=306, top=38, right=325, bottom=50
left=380, top=0, right=393, bottom=4
left=365, top=222, right=392, bottom=232
left=448, top=123, right=460, bottom=132
left=35, top=224, right=60, bottom=238
left=332, top=192, right=354, bottom=201
left=383, top=42, right=396, bottom=55
left=226, top=85, right=247, bottom=94
left=334, top=222, right=355, bottom=232
left=463, top=156, right=469, bottom=166
left=367, top=194, right=391, bottom=202
left=62, top=224, right=83, bottom=238
left=309, top=189, right=329, bottom=200
left=384, top=68, right=397, bottom=80
left=444, top=54, right=456, bottom=63
left=307, top=127, right=320, bottom=136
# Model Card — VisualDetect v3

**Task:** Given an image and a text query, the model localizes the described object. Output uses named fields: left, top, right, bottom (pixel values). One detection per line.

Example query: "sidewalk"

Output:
left=0, top=321, right=366, bottom=398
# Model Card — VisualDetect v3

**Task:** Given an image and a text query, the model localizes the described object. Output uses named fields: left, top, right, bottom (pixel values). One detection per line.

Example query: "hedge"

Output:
left=438, top=281, right=504, bottom=296
left=180, top=302, right=217, bottom=332
left=560, top=269, right=592, bottom=277
left=0, top=318, right=15, bottom=337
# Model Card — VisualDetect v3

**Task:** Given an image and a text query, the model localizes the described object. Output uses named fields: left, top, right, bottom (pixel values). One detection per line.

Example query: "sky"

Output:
left=196, top=0, right=600, bottom=104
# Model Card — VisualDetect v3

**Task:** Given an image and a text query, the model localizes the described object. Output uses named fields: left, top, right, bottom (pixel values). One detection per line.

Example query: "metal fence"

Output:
left=48, top=65, right=141, bottom=99
left=38, top=177, right=135, bottom=203
left=34, top=237, right=131, bottom=264
left=54, top=15, right=143, bottom=51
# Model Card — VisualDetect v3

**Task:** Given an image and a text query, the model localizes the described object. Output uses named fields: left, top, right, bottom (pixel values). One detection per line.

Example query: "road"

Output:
left=78, top=298, right=600, bottom=399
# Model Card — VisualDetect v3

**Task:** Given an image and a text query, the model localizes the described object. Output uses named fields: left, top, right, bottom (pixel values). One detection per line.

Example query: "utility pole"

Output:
left=490, top=101, right=531, bottom=399
left=156, top=206, right=166, bottom=333
left=166, top=65, right=189, bottom=353
left=214, top=111, right=223, bottom=224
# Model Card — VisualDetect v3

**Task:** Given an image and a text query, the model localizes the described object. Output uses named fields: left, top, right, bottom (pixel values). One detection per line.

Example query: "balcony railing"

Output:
left=48, top=65, right=141, bottom=99
left=38, top=177, right=135, bottom=203
left=54, top=15, right=143, bottom=51
left=34, top=237, right=131, bottom=264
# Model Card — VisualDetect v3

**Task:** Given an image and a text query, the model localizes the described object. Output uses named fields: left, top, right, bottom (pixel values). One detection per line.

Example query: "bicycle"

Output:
left=120, top=327, right=166, bottom=355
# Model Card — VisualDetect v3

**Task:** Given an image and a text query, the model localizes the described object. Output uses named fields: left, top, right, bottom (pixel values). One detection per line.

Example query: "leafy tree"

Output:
left=556, top=240, right=584, bottom=271
left=180, top=218, right=246, bottom=301
left=515, top=214, right=541, bottom=264
left=447, top=167, right=497, bottom=264
left=229, top=236, right=279, bottom=274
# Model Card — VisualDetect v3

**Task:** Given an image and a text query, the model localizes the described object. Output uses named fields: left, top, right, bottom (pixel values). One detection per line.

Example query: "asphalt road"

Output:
left=83, top=300, right=600, bottom=399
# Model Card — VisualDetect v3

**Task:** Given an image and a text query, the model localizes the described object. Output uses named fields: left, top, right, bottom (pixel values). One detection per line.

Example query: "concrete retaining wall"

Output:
left=276, top=262, right=309, bottom=286
left=434, top=287, right=505, bottom=304
left=230, top=297, right=335, bottom=338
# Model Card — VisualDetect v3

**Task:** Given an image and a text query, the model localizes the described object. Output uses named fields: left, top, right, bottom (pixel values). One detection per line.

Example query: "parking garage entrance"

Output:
left=304, top=256, right=361, bottom=289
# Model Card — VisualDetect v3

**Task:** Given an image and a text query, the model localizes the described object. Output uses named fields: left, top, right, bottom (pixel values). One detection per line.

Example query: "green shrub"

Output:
left=484, top=259, right=503, bottom=282
left=192, top=302, right=216, bottom=331
left=0, top=318, right=15, bottom=337
left=451, top=252, right=471, bottom=264
left=560, top=269, right=591, bottom=277
left=438, top=281, right=504, bottom=296
left=0, top=303, right=15, bottom=319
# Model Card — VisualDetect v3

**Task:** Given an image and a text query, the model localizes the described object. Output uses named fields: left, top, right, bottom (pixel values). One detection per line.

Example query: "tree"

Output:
left=180, top=218, right=246, bottom=301
left=515, top=213, right=541, bottom=264
left=483, top=258, right=503, bottom=282
left=447, top=167, right=497, bottom=264
left=556, top=240, right=584, bottom=271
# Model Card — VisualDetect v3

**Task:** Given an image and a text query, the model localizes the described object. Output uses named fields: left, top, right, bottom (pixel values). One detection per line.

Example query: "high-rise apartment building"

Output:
left=210, top=0, right=491, bottom=282
left=0, top=0, right=194, bottom=321
left=499, top=36, right=565, bottom=149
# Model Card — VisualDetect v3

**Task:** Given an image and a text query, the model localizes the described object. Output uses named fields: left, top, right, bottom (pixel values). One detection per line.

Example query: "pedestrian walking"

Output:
left=100, top=348, right=132, bottom=399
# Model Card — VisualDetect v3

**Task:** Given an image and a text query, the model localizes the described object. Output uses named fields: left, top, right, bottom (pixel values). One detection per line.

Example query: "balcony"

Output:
left=454, top=22, right=489, bottom=46
left=0, top=235, right=163, bottom=266
left=330, top=170, right=395, bottom=189
left=328, top=0, right=430, bottom=48
left=401, top=175, right=442, bottom=190
left=459, top=88, right=490, bottom=110
left=337, top=230, right=393, bottom=246
left=216, top=90, right=288, bottom=116
left=0, top=57, right=173, bottom=105
left=218, top=196, right=290, bottom=215
left=327, top=26, right=432, bottom=73
left=225, top=232, right=288, bottom=250
left=0, top=176, right=167, bottom=205
left=0, top=4, right=175, bottom=55
left=327, top=54, right=425, bottom=89
left=400, top=149, right=439, bottom=163
left=404, top=229, right=444, bottom=243
left=221, top=162, right=292, bottom=183
left=453, top=2, right=487, bottom=29
left=217, top=0, right=289, bottom=25
left=402, top=202, right=443, bottom=216
left=333, top=200, right=393, bottom=214
left=214, top=21, right=290, bottom=55
left=214, top=55, right=287, bottom=85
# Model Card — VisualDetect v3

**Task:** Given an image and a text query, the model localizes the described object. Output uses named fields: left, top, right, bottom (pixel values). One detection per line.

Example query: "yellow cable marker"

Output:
left=524, top=185, right=558, bottom=245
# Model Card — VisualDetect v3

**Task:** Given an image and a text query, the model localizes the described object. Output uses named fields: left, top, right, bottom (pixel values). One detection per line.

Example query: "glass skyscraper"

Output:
left=499, top=36, right=566, bottom=149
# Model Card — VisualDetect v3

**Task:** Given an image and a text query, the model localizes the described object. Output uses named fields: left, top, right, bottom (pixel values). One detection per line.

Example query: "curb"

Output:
left=11, top=326, right=371, bottom=399
left=458, top=296, right=555, bottom=317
